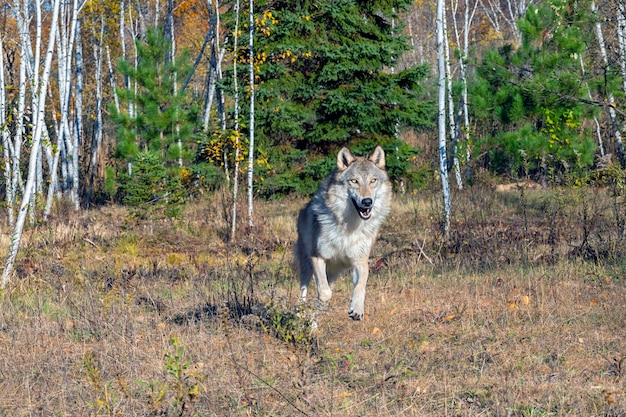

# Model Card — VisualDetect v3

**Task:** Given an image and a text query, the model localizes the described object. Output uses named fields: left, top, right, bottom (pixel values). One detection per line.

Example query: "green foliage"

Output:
left=223, top=0, right=434, bottom=196
left=137, top=337, right=206, bottom=416
left=254, top=139, right=421, bottom=198
left=260, top=302, right=315, bottom=348
left=472, top=0, right=601, bottom=181
left=104, top=166, right=117, bottom=197
left=117, top=151, right=185, bottom=219
left=107, top=26, right=204, bottom=211
left=182, top=163, right=225, bottom=196
left=110, top=26, right=195, bottom=165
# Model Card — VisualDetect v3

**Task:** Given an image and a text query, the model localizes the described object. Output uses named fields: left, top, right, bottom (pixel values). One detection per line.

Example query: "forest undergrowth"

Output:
left=0, top=180, right=625, bottom=416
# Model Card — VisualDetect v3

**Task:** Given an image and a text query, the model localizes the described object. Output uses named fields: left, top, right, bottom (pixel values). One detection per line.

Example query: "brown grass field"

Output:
left=0, top=181, right=625, bottom=416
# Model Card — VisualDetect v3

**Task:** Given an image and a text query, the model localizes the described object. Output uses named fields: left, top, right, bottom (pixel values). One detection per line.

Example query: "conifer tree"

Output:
left=226, top=0, right=434, bottom=195
left=110, top=27, right=194, bottom=166
left=472, top=0, right=601, bottom=181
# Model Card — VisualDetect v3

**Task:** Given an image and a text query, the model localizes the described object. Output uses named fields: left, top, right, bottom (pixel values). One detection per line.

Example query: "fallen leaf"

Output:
left=443, top=313, right=460, bottom=322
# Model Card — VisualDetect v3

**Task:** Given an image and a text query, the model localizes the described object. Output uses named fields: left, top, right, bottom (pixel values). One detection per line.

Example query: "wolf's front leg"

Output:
left=348, top=259, right=369, bottom=320
left=311, top=257, right=332, bottom=304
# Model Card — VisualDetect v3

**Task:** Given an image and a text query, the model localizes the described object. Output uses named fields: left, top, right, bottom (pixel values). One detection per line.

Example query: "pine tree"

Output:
left=472, top=0, right=603, bottom=181
left=110, top=27, right=194, bottom=166
left=226, top=0, right=434, bottom=195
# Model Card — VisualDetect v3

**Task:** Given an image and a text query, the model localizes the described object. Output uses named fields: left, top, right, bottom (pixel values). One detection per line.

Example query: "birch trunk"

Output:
left=105, top=45, right=121, bottom=113
left=3, top=0, right=61, bottom=287
left=230, top=0, right=241, bottom=241
left=437, top=0, right=451, bottom=236
left=0, top=35, right=12, bottom=226
left=443, top=10, right=463, bottom=190
left=592, top=0, right=624, bottom=164
left=579, top=55, right=604, bottom=157
left=452, top=0, right=478, bottom=180
left=201, top=0, right=218, bottom=131
left=55, top=0, right=83, bottom=210
left=247, top=0, right=255, bottom=228
left=617, top=2, right=626, bottom=95
left=167, top=0, right=183, bottom=167
left=87, top=17, right=105, bottom=206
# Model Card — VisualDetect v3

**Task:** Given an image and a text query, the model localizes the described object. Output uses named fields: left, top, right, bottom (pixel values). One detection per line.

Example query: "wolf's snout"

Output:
left=361, top=198, right=373, bottom=208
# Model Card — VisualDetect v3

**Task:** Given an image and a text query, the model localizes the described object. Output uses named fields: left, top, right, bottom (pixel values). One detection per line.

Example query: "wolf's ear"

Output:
left=368, top=146, right=386, bottom=169
left=337, top=147, right=355, bottom=171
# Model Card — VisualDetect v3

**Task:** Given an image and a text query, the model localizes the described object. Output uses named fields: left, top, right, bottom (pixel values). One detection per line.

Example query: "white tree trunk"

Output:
left=201, top=0, right=219, bottom=132
left=55, top=0, right=83, bottom=210
left=87, top=18, right=105, bottom=206
left=168, top=3, right=183, bottom=167
left=437, top=0, right=451, bottom=236
left=230, top=0, right=241, bottom=241
left=247, top=0, right=255, bottom=228
left=579, top=55, right=604, bottom=157
left=0, top=35, right=13, bottom=226
left=452, top=0, right=478, bottom=180
left=3, top=0, right=61, bottom=287
left=592, top=0, right=624, bottom=163
left=443, top=10, right=463, bottom=190
left=105, top=45, right=121, bottom=113
left=617, top=2, right=626, bottom=95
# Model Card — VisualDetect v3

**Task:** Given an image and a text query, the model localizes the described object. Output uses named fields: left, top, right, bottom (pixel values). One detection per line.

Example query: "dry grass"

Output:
left=0, top=183, right=625, bottom=416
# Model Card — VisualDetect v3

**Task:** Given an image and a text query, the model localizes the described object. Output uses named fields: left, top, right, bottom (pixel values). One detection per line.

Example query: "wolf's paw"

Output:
left=348, top=307, right=364, bottom=321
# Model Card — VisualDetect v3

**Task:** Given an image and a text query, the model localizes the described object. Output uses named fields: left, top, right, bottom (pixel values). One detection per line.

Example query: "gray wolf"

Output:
left=294, top=146, right=392, bottom=320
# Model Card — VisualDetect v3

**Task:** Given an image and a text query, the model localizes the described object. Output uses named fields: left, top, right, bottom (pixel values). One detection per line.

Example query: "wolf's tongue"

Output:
left=360, top=208, right=372, bottom=219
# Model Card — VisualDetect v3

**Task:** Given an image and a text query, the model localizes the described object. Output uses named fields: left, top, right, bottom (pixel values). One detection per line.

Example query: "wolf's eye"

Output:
left=350, top=179, right=359, bottom=184
left=370, top=178, right=378, bottom=184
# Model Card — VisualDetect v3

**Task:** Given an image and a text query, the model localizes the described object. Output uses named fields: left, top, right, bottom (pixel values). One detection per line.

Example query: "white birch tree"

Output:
left=87, top=13, right=106, bottom=206
left=452, top=0, right=478, bottom=180
left=201, top=0, right=219, bottom=131
left=3, top=0, right=61, bottom=286
left=230, top=0, right=241, bottom=241
left=592, top=0, right=624, bottom=164
left=617, top=1, right=626, bottom=96
left=437, top=0, right=451, bottom=236
left=0, top=34, right=12, bottom=226
left=579, top=55, right=604, bottom=157
left=443, top=8, right=463, bottom=189
left=55, top=0, right=84, bottom=210
left=247, top=0, right=255, bottom=228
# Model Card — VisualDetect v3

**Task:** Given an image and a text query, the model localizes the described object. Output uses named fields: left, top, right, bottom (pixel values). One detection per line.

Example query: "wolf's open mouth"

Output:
left=351, top=198, right=372, bottom=220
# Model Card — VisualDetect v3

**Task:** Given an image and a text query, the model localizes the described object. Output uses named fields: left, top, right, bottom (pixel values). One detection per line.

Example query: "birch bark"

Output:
left=437, top=0, right=451, bottom=236
left=3, top=0, right=61, bottom=286
left=592, top=0, right=624, bottom=164
left=230, top=0, right=241, bottom=240
left=247, top=0, right=255, bottom=228
left=0, top=35, right=12, bottom=226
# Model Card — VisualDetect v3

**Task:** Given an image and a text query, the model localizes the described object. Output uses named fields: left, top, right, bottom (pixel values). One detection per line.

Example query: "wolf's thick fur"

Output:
left=295, top=146, right=392, bottom=320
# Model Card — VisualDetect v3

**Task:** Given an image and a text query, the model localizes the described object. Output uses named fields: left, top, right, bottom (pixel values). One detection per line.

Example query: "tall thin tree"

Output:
left=3, top=0, right=61, bottom=286
left=230, top=0, right=242, bottom=241
left=437, top=0, right=451, bottom=236
left=247, top=0, right=255, bottom=228
left=592, top=0, right=624, bottom=164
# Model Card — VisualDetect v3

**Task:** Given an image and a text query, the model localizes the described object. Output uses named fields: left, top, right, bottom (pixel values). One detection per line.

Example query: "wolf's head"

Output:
left=337, top=146, right=389, bottom=221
